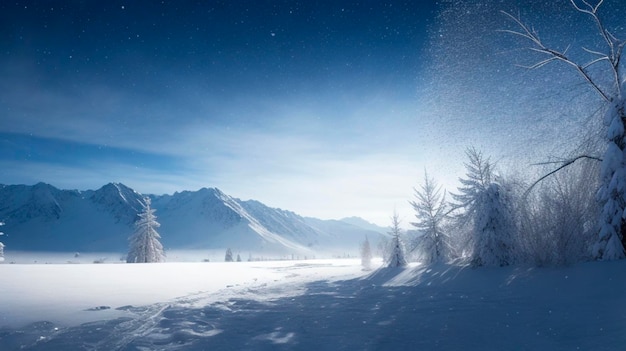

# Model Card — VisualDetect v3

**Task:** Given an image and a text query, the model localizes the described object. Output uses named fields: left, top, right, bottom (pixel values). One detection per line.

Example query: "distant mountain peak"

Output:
left=90, top=183, right=145, bottom=224
left=340, top=217, right=388, bottom=234
left=0, top=183, right=388, bottom=255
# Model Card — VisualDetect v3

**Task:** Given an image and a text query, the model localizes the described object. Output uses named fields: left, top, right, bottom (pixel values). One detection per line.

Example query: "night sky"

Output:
left=2, top=0, right=624, bottom=226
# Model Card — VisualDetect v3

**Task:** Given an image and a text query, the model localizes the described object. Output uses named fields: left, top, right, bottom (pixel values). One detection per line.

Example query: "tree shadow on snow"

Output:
left=2, top=263, right=625, bottom=351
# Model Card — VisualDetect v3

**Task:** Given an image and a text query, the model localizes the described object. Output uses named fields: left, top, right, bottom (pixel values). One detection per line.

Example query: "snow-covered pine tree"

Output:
left=471, top=183, right=516, bottom=267
left=360, top=236, right=373, bottom=270
left=452, top=147, right=516, bottom=266
left=236, top=253, right=242, bottom=262
left=451, top=147, right=492, bottom=223
left=126, top=198, right=166, bottom=263
left=502, top=2, right=626, bottom=260
left=596, top=99, right=626, bottom=259
left=225, top=248, right=233, bottom=262
left=410, top=170, right=449, bottom=263
left=387, top=211, right=407, bottom=268
left=450, top=147, right=493, bottom=257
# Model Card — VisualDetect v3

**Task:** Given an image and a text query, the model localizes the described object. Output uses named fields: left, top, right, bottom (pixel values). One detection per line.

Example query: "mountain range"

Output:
left=0, top=182, right=388, bottom=257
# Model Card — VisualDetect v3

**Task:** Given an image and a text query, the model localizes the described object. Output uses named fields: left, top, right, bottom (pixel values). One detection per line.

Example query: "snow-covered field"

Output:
left=1, top=256, right=625, bottom=350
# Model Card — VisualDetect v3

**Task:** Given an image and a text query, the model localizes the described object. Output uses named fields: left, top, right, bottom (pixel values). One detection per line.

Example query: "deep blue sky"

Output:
left=2, top=0, right=624, bottom=225
left=0, top=0, right=442, bottom=225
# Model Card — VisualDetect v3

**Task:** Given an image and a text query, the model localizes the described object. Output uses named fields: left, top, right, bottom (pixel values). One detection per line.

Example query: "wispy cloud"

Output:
left=1, top=58, right=466, bottom=226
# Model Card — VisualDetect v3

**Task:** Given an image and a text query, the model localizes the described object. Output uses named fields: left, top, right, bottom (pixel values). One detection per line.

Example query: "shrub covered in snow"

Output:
left=518, top=161, right=598, bottom=266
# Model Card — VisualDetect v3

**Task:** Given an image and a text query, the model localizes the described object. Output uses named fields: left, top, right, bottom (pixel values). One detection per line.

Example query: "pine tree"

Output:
left=236, top=253, right=242, bottom=262
left=451, top=147, right=492, bottom=224
left=596, top=101, right=626, bottom=259
left=225, top=248, right=234, bottom=262
left=387, top=211, right=407, bottom=268
left=126, top=198, right=166, bottom=263
left=471, top=183, right=515, bottom=267
left=410, top=170, right=448, bottom=263
left=360, top=236, right=373, bottom=270
left=452, top=147, right=516, bottom=266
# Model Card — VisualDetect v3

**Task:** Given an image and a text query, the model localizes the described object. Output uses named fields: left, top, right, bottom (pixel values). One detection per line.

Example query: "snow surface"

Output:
left=1, top=257, right=625, bottom=350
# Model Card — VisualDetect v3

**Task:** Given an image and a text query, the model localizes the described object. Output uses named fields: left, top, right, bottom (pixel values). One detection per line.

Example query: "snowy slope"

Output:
left=304, top=216, right=390, bottom=252
left=340, top=216, right=388, bottom=234
left=0, top=259, right=624, bottom=350
left=151, top=188, right=313, bottom=255
left=237, top=200, right=333, bottom=248
left=0, top=183, right=376, bottom=255
left=0, top=183, right=140, bottom=251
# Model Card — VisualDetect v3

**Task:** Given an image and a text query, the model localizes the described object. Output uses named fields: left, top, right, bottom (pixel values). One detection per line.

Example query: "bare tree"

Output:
left=502, top=1, right=626, bottom=260
left=519, top=160, right=599, bottom=266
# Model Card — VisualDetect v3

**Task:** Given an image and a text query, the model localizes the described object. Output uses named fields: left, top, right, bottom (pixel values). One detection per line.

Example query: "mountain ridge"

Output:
left=0, top=182, right=385, bottom=256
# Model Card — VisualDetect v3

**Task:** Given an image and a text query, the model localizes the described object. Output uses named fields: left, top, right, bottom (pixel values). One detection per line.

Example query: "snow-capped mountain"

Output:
left=0, top=183, right=385, bottom=256
left=339, top=216, right=388, bottom=235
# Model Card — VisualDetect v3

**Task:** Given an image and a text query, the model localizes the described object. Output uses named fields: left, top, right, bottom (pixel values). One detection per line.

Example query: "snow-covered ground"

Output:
left=1, top=256, right=625, bottom=350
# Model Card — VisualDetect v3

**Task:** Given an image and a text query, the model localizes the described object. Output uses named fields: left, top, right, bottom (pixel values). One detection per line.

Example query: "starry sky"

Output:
left=1, top=0, right=625, bottom=226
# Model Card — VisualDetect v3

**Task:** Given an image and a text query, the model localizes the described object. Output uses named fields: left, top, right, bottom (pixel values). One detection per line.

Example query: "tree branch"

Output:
left=501, top=9, right=613, bottom=102
left=524, top=155, right=602, bottom=197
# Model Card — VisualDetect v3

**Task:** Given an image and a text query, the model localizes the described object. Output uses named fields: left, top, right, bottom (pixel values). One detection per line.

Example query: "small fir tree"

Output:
left=236, top=253, right=242, bottom=262
left=126, top=198, right=166, bottom=263
left=451, top=147, right=493, bottom=225
left=387, top=211, right=408, bottom=268
left=360, top=236, right=373, bottom=270
left=225, top=248, right=234, bottom=262
left=410, top=170, right=449, bottom=263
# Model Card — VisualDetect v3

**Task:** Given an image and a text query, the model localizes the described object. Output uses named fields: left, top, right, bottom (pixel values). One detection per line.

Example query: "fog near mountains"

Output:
left=0, top=182, right=388, bottom=258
